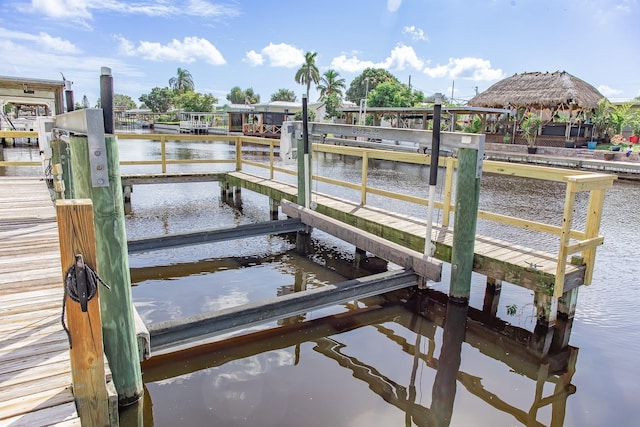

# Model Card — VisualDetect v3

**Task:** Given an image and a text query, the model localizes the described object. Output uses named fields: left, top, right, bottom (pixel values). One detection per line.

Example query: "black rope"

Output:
left=61, top=254, right=110, bottom=348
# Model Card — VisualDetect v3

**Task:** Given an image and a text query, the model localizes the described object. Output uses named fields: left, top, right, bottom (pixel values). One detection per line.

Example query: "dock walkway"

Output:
left=0, top=177, right=80, bottom=427
left=224, top=171, right=585, bottom=295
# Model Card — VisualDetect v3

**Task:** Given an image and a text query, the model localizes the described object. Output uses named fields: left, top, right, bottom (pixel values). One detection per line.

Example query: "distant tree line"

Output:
left=86, top=53, right=450, bottom=120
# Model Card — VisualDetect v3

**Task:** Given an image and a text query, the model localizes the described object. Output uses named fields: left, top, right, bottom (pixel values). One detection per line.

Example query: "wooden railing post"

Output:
left=269, top=139, right=275, bottom=180
left=160, top=135, right=167, bottom=173
left=361, top=151, right=368, bottom=205
left=235, top=136, right=242, bottom=171
left=56, top=199, right=110, bottom=427
left=554, top=181, right=578, bottom=298
left=582, top=187, right=606, bottom=285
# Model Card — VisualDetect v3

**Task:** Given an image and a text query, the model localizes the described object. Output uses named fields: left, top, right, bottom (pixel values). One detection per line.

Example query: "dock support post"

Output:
left=482, top=277, right=502, bottom=317
left=534, top=289, right=558, bottom=327
left=296, top=227, right=312, bottom=255
left=233, top=186, right=243, bottom=211
left=56, top=199, right=111, bottom=427
left=220, top=181, right=233, bottom=204
left=123, top=185, right=132, bottom=214
left=269, top=198, right=280, bottom=220
left=354, top=247, right=367, bottom=268
left=550, top=287, right=579, bottom=350
left=448, top=146, right=481, bottom=302
left=557, top=287, right=579, bottom=320
left=69, top=131, right=143, bottom=405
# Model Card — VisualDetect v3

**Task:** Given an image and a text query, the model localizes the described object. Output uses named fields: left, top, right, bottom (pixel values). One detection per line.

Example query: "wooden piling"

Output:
left=448, top=147, right=481, bottom=302
left=269, top=198, right=280, bottom=220
left=482, top=278, right=502, bottom=317
left=68, top=134, right=143, bottom=405
left=56, top=199, right=110, bottom=426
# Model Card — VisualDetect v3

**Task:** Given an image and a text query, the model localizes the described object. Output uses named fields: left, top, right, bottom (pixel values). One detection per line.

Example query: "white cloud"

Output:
left=380, top=44, right=424, bottom=70
left=22, top=0, right=240, bottom=19
left=259, top=43, right=305, bottom=68
left=37, top=32, right=79, bottom=53
left=0, top=27, right=79, bottom=53
left=0, top=35, right=144, bottom=105
left=26, top=0, right=92, bottom=19
left=330, top=55, right=376, bottom=73
left=243, top=50, right=264, bottom=66
left=597, top=85, right=623, bottom=96
left=402, top=25, right=427, bottom=41
left=423, top=57, right=503, bottom=81
left=331, top=44, right=423, bottom=73
left=615, top=0, right=633, bottom=13
left=118, top=36, right=226, bottom=65
left=387, top=0, right=402, bottom=12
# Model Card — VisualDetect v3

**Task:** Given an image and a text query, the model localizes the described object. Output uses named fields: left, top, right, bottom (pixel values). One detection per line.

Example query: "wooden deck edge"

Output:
left=225, top=172, right=586, bottom=294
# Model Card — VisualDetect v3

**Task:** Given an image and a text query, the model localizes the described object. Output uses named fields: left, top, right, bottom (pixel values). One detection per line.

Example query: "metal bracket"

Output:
left=54, top=109, right=109, bottom=187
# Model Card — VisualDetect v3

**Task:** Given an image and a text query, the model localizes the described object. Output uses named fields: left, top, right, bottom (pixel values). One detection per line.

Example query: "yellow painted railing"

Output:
left=231, top=136, right=615, bottom=296
left=3, top=132, right=616, bottom=296
left=0, top=130, right=39, bottom=139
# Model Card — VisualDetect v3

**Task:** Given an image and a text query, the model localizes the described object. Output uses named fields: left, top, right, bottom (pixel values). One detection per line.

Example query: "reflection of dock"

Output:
left=141, top=291, right=578, bottom=427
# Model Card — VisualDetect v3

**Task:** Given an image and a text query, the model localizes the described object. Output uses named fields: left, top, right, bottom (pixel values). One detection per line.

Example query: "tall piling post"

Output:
left=448, top=143, right=482, bottom=302
left=297, top=95, right=312, bottom=208
left=67, top=68, right=143, bottom=406
left=296, top=95, right=313, bottom=253
left=64, top=79, right=74, bottom=113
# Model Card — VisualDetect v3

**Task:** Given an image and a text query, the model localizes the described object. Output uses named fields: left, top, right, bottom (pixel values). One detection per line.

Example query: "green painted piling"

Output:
left=449, top=147, right=481, bottom=301
left=69, top=134, right=143, bottom=405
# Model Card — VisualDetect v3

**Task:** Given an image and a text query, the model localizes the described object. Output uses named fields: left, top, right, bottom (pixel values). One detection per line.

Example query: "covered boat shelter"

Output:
left=467, top=71, right=606, bottom=146
left=338, top=106, right=512, bottom=132
left=0, top=76, right=65, bottom=130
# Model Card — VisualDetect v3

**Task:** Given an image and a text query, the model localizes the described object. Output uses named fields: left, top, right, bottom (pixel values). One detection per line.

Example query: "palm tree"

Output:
left=169, top=68, right=195, bottom=93
left=316, top=69, right=345, bottom=102
left=294, top=51, right=320, bottom=100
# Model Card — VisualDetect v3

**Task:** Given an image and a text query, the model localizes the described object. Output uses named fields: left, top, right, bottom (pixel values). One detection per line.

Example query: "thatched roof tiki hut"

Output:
left=467, top=71, right=606, bottom=147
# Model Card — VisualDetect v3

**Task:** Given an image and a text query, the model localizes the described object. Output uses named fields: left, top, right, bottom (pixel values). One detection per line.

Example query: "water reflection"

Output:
left=132, top=289, right=578, bottom=427
left=7, top=139, right=636, bottom=425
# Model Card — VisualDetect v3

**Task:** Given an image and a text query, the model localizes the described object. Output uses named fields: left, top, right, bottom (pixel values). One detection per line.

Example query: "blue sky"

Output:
left=1, top=0, right=638, bottom=107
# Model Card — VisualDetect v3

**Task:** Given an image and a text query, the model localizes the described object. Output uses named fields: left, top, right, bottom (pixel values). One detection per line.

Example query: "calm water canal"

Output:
left=3, top=138, right=638, bottom=426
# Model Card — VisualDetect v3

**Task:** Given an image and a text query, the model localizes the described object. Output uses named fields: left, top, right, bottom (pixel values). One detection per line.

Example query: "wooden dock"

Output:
left=224, top=171, right=586, bottom=318
left=0, top=177, right=80, bottom=427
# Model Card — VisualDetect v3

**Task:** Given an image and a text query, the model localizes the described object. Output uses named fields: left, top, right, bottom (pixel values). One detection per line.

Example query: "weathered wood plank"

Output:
left=0, top=401, right=79, bottom=427
left=0, top=177, right=80, bottom=425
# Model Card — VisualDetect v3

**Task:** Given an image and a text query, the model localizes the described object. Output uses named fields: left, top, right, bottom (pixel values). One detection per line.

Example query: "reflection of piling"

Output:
left=431, top=300, right=468, bottom=426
